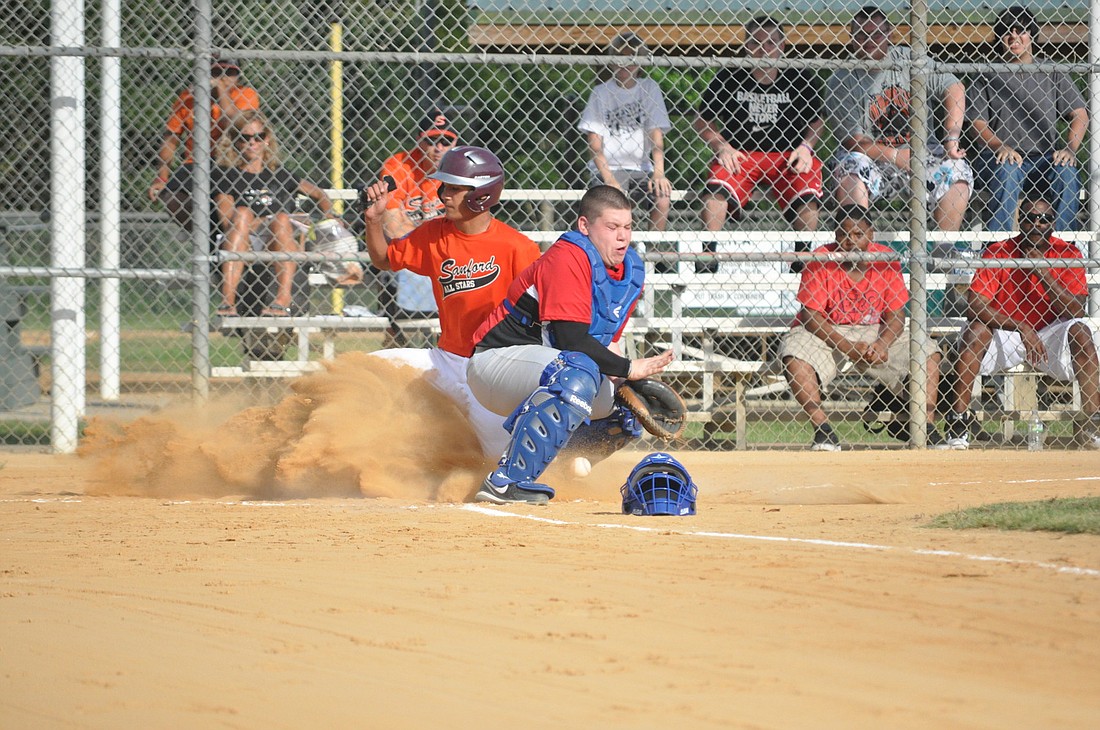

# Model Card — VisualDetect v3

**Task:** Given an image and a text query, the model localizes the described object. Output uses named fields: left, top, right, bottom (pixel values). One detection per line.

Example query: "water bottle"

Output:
left=1027, top=409, right=1045, bottom=452
left=947, top=241, right=975, bottom=285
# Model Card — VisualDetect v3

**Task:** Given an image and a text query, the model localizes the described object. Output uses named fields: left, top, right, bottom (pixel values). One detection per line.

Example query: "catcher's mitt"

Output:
left=615, top=378, right=687, bottom=440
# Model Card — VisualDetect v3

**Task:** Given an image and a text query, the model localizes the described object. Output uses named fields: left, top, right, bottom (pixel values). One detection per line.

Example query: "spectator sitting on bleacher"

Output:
left=780, top=205, right=947, bottom=451
left=944, top=197, right=1100, bottom=450
left=968, top=6, right=1088, bottom=232
left=826, top=6, right=972, bottom=234
left=375, top=111, right=455, bottom=347
left=148, top=56, right=260, bottom=233
left=578, top=31, right=672, bottom=232
left=693, top=15, right=823, bottom=273
left=212, top=111, right=334, bottom=317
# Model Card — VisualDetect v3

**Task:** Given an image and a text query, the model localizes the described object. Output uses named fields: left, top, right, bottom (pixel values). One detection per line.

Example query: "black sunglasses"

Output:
left=424, top=134, right=456, bottom=147
left=237, top=131, right=266, bottom=143
left=212, top=67, right=240, bottom=78
left=1021, top=212, right=1054, bottom=225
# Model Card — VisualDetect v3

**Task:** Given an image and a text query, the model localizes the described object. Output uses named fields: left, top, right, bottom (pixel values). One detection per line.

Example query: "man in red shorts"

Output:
left=693, top=15, right=824, bottom=272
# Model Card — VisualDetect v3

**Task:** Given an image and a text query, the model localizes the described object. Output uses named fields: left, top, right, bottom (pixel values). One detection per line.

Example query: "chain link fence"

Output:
left=1, top=0, right=1096, bottom=452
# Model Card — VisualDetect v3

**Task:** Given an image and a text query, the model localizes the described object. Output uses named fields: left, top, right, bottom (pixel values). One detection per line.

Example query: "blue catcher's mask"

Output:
left=621, top=452, right=698, bottom=516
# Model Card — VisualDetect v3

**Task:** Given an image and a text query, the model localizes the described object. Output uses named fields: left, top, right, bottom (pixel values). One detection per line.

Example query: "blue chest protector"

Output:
left=556, top=230, right=644, bottom=346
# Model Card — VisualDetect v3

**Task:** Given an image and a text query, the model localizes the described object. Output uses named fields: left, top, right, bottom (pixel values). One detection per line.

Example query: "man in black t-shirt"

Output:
left=693, top=16, right=824, bottom=271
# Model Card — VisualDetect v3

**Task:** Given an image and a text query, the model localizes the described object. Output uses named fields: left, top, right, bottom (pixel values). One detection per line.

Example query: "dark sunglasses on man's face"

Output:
left=212, top=68, right=240, bottom=78
left=1021, top=212, right=1054, bottom=225
left=237, top=132, right=266, bottom=143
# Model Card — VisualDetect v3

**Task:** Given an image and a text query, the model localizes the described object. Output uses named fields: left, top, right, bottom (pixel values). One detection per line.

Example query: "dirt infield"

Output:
left=2, top=445, right=1099, bottom=729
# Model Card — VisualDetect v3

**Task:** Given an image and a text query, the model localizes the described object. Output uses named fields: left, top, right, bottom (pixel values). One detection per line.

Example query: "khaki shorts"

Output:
left=780, top=324, right=909, bottom=390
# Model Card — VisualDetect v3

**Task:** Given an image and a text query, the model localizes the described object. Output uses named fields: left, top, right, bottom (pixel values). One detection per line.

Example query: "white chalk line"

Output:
left=929, top=474, right=1100, bottom=487
left=461, top=504, right=1100, bottom=578
left=7, top=494, right=1098, bottom=578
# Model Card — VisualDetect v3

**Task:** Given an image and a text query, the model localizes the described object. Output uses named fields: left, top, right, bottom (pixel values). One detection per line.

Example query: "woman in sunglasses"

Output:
left=148, top=56, right=261, bottom=232
left=968, top=6, right=1088, bottom=231
left=212, top=111, right=334, bottom=317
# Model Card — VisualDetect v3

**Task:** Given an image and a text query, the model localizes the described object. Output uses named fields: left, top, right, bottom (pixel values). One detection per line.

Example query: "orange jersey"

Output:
left=386, top=218, right=541, bottom=357
left=164, top=86, right=261, bottom=162
left=380, top=148, right=445, bottom=224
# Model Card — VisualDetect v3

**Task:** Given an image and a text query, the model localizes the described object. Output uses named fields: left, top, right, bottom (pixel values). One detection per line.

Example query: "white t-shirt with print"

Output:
left=578, top=78, right=671, bottom=174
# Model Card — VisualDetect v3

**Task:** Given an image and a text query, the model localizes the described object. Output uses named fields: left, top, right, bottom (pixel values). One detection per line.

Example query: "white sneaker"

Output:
left=945, top=435, right=970, bottom=451
left=1075, top=415, right=1100, bottom=450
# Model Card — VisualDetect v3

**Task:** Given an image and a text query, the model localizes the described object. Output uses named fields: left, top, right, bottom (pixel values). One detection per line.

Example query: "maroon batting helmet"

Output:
left=429, top=145, right=505, bottom=212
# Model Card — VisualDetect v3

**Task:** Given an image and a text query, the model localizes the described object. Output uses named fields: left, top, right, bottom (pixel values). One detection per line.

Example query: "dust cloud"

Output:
left=80, top=353, right=490, bottom=501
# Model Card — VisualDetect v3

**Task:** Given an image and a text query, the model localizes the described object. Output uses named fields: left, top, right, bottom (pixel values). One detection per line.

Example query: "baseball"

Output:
left=571, top=457, right=592, bottom=478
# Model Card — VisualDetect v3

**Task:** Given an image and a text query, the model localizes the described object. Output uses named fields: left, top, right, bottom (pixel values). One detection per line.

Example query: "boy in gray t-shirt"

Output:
left=825, top=7, right=972, bottom=232
left=968, top=6, right=1088, bottom=231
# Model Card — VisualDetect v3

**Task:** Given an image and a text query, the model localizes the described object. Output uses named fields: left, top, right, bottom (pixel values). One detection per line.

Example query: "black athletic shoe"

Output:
left=811, top=423, right=841, bottom=452
left=944, top=411, right=975, bottom=450
left=475, top=476, right=554, bottom=505
left=926, top=424, right=951, bottom=450
left=696, top=240, right=720, bottom=274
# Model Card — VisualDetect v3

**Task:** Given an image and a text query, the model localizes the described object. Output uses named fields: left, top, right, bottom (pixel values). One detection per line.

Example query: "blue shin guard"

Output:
left=480, top=352, right=601, bottom=502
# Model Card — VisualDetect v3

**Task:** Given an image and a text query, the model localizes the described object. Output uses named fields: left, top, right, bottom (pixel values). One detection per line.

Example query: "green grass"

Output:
left=687, top=416, right=900, bottom=449
left=926, top=497, right=1100, bottom=535
left=0, top=421, right=51, bottom=445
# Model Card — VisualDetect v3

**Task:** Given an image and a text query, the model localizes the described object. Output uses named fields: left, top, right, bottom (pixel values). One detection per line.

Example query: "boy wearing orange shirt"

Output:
left=362, top=146, right=541, bottom=458
left=148, top=57, right=260, bottom=231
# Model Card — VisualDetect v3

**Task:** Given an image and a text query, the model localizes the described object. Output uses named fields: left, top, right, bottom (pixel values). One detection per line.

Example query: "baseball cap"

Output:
left=417, top=111, right=457, bottom=140
left=211, top=56, right=241, bottom=72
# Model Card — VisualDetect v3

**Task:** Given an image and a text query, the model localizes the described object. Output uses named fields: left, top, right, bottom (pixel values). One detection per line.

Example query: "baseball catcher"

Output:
left=615, top=378, right=687, bottom=440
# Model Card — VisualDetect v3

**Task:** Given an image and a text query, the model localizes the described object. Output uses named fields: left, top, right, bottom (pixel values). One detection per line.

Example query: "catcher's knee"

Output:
left=539, top=351, right=601, bottom=414
left=503, top=352, right=600, bottom=435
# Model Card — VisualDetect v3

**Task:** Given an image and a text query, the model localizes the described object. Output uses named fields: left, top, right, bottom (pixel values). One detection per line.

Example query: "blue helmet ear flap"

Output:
left=621, top=452, right=698, bottom=516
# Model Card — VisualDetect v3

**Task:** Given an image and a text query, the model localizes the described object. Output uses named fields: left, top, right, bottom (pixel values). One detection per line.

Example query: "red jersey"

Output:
left=794, top=242, right=908, bottom=326
left=164, top=86, right=261, bottom=163
left=473, top=240, right=637, bottom=349
left=380, top=148, right=445, bottom=225
left=971, top=235, right=1087, bottom=329
left=386, top=217, right=540, bottom=358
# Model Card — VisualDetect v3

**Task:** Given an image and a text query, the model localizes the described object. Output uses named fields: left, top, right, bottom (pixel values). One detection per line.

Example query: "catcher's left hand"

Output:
left=615, top=378, right=687, bottom=440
